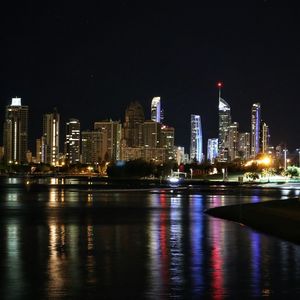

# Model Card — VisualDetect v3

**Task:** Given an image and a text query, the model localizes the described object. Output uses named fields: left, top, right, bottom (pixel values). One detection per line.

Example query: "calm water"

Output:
left=0, top=178, right=299, bottom=299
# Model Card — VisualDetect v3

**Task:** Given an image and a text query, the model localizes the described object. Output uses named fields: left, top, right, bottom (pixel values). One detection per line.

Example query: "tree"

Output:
left=282, top=166, right=300, bottom=178
left=244, top=172, right=260, bottom=181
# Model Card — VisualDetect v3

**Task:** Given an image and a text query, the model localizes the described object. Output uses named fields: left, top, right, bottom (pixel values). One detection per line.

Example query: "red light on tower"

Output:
left=217, top=82, right=223, bottom=88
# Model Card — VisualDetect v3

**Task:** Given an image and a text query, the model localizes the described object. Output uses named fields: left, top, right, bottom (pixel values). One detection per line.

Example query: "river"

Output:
left=0, top=177, right=299, bottom=299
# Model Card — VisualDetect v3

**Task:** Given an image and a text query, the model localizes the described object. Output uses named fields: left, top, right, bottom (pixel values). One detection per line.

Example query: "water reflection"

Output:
left=251, top=232, right=261, bottom=297
left=5, top=223, right=24, bottom=298
left=0, top=186, right=299, bottom=298
left=189, top=195, right=204, bottom=296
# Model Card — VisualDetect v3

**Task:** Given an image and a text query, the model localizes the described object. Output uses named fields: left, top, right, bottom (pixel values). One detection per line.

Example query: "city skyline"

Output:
left=1, top=2, right=299, bottom=150
left=0, top=91, right=296, bottom=160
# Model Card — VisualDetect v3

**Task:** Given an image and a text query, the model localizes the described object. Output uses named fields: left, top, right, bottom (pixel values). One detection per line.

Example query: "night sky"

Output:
left=1, top=1, right=300, bottom=152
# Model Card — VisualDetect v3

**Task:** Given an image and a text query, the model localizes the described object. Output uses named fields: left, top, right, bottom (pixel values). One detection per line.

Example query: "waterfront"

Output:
left=0, top=178, right=299, bottom=299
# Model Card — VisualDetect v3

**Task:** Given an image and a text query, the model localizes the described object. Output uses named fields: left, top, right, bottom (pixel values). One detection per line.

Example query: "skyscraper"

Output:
left=42, top=109, right=60, bottom=166
left=251, top=103, right=261, bottom=157
left=261, top=122, right=270, bottom=154
left=141, top=120, right=161, bottom=148
left=3, top=97, right=28, bottom=164
left=228, top=122, right=239, bottom=161
left=161, top=125, right=175, bottom=160
left=238, top=132, right=251, bottom=160
left=81, top=130, right=101, bottom=164
left=190, top=114, right=203, bottom=162
left=65, top=118, right=81, bottom=164
left=94, top=120, right=122, bottom=162
left=218, top=84, right=231, bottom=162
left=151, top=97, right=161, bottom=123
left=207, top=138, right=218, bottom=164
left=123, top=101, right=145, bottom=147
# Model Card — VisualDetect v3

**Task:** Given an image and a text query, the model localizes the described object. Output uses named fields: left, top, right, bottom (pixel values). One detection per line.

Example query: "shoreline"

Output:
left=205, top=198, right=300, bottom=245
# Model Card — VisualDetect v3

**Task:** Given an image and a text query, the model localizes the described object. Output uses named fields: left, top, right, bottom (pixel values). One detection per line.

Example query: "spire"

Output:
left=217, top=82, right=223, bottom=99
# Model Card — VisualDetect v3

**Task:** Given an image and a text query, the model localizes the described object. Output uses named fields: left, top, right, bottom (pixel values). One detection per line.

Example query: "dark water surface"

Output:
left=0, top=178, right=299, bottom=299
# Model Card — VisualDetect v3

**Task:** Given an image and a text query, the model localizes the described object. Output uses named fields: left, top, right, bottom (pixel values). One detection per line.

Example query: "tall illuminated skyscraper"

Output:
left=207, top=138, right=218, bottom=164
left=239, top=132, right=251, bottom=160
left=190, top=114, right=203, bottom=162
left=251, top=103, right=261, bottom=157
left=65, top=118, right=80, bottom=164
left=218, top=83, right=231, bottom=162
left=228, top=122, right=239, bottom=161
left=161, top=125, right=175, bottom=160
left=42, top=109, right=60, bottom=166
left=3, top=97, right=28, bottom=164
left=151, top=97, right=161, bottom=123
left=261, top=122, right=270, bottom=154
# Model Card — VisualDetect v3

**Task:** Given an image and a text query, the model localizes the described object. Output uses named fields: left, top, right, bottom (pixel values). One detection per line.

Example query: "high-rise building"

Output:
left=218, top=97, right=231, bottom=162
left=228, top=122, right=239, bottom=161
left=35, top=138, right=42, bottom=163
left=151, top=97, right=161, bottom=123
left=42, top=109, right=60, bottom=166
left=141, top=120, right=161, bottom=148
left=0, top=146, right=4, bottom=162
left=207, top=138, right=218, bottom=164
left=261, top=122, right=270, bottom=154
left=175, top=146, right=186, bottom=165
left=161, top=125, right=175, bottom=160
left=65, top=119, right=81, bottom=164
left=190, top=114, right=203, bottom=162
left=251, top=103, right=261, bottom=158
left=238, top=132, right=251, bottom=160
left=3, top=97, right=28, bottom=164
left=94, top=120, right=122, bottom=162
left=123, top=101, right=145, bottom=147
left=81, top=130, right=101, bottom=164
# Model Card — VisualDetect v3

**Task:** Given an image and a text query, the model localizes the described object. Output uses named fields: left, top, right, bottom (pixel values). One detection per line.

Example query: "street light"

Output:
left=297, top=149, right=300, bottom=167
left=283, top=149, right=288, bottom=171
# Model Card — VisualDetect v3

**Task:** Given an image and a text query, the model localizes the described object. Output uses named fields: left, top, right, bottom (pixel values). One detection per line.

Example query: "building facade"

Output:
left=190, top=114, right=203, bottom=163
left=42, top=109, right=60, bottom=165
left=3, top=98, right=28, bottom=164
left=228, top=122, right=239, bottom=161
left=251, top=103, right=261, bottom=158
left=141, top=120, right=161, bottom=148
left=207, top=138, right=218, bottom=164
left=123, top=101, right=145, bottom=147
left=261, top=122, right=270, bottom=154
left=81, top=130, right=101, bottom=164
left=94, top=120, right=122, bottom=162
left=238, top=132, right=251, bottom=160
left=65, top=118, right=81, bottom=164
left=218, top=98, right=231, bottom=162
left=151, top=97, right=161, bottom=123
left=161, top=125, right=175, bottom=160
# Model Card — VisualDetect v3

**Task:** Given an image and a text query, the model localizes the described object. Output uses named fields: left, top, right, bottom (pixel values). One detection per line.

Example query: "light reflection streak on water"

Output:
left=159, top=193, right=169, bottom=291
left=49, top=188, right=65, bottom=207
left=50, top=178, right=59, bottom=185
left=48, top=223, right=67, bottom=296
left=6, top=223, right=23, bottom=298
left=87, top=192, right=93, bottom=205
left=169, top=195, right=184, bottom=293
left=210, top=217, right=225, bottom=299
left=147, top=193, right=164, bottom=297
left=251, top=232, right=261, bottom=297
left=189, top=195, right=204, bottom=296
left=86, top=225, right=96, bottom=285
left=251, top=195, right=260, bottom=203
left=8, top=177, right=18, bottom=184
left=7, top=192, right=18, bottom=202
